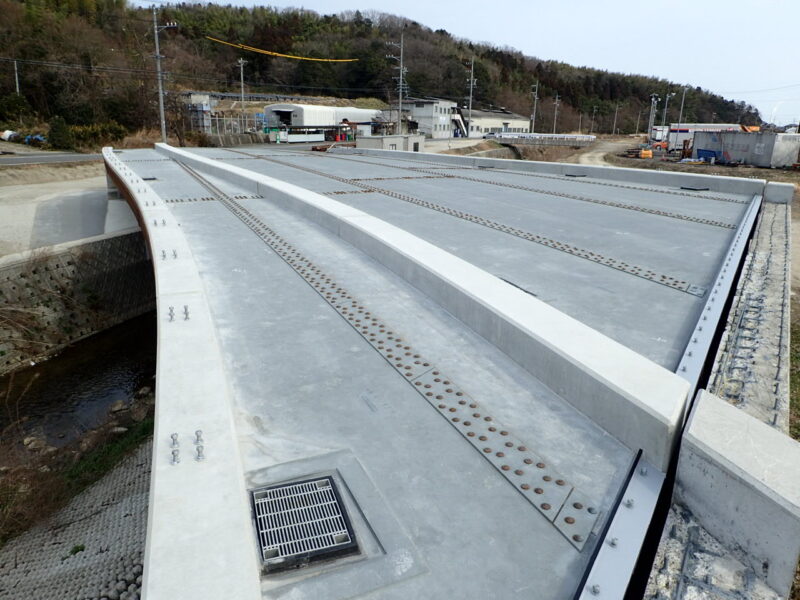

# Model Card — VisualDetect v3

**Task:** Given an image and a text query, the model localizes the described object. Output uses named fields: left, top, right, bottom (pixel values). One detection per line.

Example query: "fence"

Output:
left=489, top=133, right=596, bottom=147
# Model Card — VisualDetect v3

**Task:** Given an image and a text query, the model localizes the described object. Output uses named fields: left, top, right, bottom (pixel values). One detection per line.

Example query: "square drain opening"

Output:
left=251, top=476, right=359, bottom=572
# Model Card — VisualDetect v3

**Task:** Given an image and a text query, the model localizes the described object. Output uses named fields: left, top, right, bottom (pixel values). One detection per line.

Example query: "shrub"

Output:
left=0, top=94, right=32, bottom=122
left=68, top=121, right=128, bottom=148
left=47, top=116, right=74, bottom=150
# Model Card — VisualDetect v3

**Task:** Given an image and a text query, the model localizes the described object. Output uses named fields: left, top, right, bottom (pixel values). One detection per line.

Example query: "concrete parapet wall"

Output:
left=102, top=148, right=261, bottom=600
left=331, top=147, right=771, bottom=198
left=764, top=181, right=795, bottom=204
left=0, top=230, right=154, bottom=374
left=156, top=143, right=689, bottom=472
left=676, top=390, right=800, bottom=596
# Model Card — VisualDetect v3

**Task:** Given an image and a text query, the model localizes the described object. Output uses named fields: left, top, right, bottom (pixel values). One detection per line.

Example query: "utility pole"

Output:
left=386, top=32, right=407, bottom=134
left=237, top=58, right=247, bottom=107
left=677, top=86, right=688, bottom=125
left=152, top=8, right=177, bottom=144
left=466, top=56, right=475, bottom=136
left=647, top=93, right=660, bottom=140
left=590, top=105, right=597, bottom=134
left=578, top=112, right=582, bottom=134
left=662, top=91, right=676, bottom=126
left=552, top=92, right=560, bottom=134
left=529, top=82, right=539, bottom=133
left=635, top=109, right=641, bottom=134
left=13, top=60, right=19, bottom=95
left=612, top=103, right=620, bottom=135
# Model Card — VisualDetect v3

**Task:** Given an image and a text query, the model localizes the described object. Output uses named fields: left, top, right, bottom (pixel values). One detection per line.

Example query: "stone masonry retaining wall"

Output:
left=0, top=231, right=155, bottom=375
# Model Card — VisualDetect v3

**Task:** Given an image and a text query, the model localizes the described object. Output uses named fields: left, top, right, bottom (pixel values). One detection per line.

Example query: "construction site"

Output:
left=1, top=3, right=799, bottom=600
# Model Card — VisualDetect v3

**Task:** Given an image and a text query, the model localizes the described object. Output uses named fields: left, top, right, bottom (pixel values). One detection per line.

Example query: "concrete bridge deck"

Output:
left=103, top=145, right=800, bottom=600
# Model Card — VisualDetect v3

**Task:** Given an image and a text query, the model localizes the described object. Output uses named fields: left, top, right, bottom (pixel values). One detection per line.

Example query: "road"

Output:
left=570, top=137, right=633, bottom=166
left=0, top=153, right=101, bottom=166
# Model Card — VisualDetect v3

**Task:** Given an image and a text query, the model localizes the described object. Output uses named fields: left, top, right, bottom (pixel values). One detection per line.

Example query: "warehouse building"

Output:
left=693, top=131, right=800, bottom=168
left=466, top=107, right=530, bottom=137
left=263, top=103, right=383, bottom=142
left=666, top=122, right=758, bottom=152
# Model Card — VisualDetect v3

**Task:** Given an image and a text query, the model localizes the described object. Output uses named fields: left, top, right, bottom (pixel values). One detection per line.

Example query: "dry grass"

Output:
left=116, top=128, right=169, bottom=149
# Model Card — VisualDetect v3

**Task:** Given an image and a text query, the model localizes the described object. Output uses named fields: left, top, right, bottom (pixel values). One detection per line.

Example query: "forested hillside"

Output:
left=1, top=0, right=761, bottom=137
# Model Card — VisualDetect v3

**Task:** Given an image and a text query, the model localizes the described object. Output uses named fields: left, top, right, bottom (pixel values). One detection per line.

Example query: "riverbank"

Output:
left=0, top=378, right=154, bottom=546
left=0, top=436, right=151, bottom=600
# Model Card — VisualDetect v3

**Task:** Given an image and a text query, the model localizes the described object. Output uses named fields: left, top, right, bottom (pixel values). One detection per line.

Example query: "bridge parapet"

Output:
left=102, top=148, right=261, bottom=599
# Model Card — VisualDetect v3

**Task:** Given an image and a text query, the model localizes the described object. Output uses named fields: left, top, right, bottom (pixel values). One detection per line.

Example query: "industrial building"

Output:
left=693, top=131, right=800, bottom=168
left=466, top=107, right=531, bottom=137
left=666, top=122, right=757, bottom=152
left=399, top=98, right=463, bottom=138
left=263, top=103, right=383, bottom=142
left=355, top=134, right=425, bottom=152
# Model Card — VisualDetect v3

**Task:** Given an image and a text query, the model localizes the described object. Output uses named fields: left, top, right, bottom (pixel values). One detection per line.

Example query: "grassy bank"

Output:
left=0, top=416, right=153, bottom=547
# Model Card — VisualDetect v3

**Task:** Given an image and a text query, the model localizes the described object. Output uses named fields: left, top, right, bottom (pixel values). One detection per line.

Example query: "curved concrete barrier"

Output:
left=102, top=148, right=261, bottom=600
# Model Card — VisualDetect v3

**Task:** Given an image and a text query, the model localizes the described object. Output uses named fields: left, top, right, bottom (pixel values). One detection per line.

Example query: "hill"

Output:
left=1, top=1, right=761, bottom=135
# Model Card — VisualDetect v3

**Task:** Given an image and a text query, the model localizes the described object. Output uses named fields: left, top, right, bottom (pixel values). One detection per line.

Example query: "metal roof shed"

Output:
left=264, top=103, right=381, bottom=128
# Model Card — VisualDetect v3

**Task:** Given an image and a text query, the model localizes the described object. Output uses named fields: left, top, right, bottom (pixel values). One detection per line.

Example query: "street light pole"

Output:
left=552, top=92, right=560, bottom=134
left=152, top=8, right=177, bottom=144
left=677, top=86, right=687, bottom=125
left=237, top=58, right=247, bottom=106
left=662, top=91, right=676, bottom=126
left=152, top=7, right=167, bottom=143
left=386, top=32, right=407, bottom=134
left=467, top=56, right=475, bottom=136
left=647, top=93, right=660, bottom=140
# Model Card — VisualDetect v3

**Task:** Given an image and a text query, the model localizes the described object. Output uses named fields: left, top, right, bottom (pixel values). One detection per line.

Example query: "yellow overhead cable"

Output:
left=205, top=36, right=359, bottom=62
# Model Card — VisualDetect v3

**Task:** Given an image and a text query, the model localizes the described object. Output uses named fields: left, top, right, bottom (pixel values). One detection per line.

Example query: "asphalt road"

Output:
left=0, top=152, right=101, bottom=166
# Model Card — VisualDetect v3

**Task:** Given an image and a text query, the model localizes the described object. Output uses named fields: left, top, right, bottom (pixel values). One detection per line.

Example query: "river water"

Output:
left=0, top=312, right=156, bottom=448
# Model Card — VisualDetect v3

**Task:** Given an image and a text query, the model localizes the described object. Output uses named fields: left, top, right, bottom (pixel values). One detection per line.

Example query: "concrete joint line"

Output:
left=231, top=149, right=706, bottom=298
left=172, top=158, right=601, bottom=551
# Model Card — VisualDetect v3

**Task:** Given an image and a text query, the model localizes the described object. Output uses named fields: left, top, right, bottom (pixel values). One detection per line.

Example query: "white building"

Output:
left=356, top=134, right=425, bottom=152
left=400, top=98, right=465, bottom=139
left=465, top=108, right=530, bottom=138
left=264, top=103, right=382, bottom=128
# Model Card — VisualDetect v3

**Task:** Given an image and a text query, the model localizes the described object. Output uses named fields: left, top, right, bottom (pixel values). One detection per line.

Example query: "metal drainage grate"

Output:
left=251, top=477, right=358, bottom=572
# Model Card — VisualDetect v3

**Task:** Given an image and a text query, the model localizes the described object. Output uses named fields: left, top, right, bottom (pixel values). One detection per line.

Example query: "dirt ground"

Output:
left=0, top=162, right=104, bottom=187
left=560, top=135, right=636, bottom=165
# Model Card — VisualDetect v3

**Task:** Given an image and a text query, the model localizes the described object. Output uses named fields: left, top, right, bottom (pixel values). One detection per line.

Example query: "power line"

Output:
left=0, top=56, right=386, bottom=92
left=721, top=82, right=800, bottom=94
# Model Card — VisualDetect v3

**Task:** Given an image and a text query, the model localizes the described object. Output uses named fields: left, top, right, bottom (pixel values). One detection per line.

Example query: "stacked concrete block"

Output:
left=0, top=232, right=155, bottom=374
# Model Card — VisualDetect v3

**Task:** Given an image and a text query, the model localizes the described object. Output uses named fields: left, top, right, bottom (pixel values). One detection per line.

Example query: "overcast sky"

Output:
left=143, top=0, right=800, bottom=124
